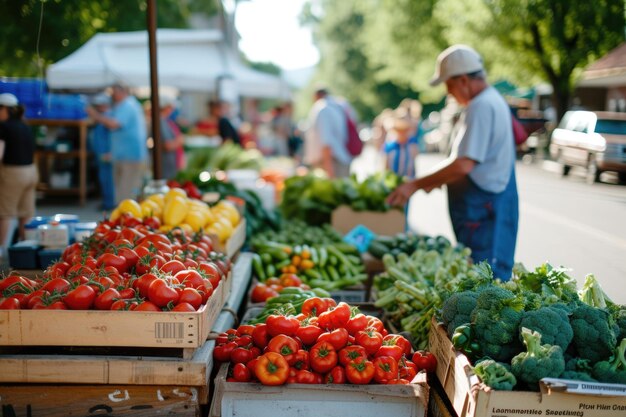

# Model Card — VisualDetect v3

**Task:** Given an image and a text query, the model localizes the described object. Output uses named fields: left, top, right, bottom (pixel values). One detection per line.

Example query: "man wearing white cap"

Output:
left=388, top=45, right=518, bottom=280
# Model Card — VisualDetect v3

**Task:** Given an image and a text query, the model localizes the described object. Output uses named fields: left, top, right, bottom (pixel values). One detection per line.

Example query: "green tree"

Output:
left=300, top=0, right=420, bottom=121
left=0, top=0, right=218, bottom=77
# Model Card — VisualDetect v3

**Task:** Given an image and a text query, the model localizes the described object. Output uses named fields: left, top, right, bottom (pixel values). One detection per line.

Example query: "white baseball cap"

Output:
left=0, top=93, right=19, bottom=107
left=429, top=45, right=484, bottom=86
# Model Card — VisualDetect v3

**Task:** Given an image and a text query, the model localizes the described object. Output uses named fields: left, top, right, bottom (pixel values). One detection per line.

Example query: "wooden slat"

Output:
left=0, top=335, right=214, bottom=385
left=0, top=384, right=200, bottom=417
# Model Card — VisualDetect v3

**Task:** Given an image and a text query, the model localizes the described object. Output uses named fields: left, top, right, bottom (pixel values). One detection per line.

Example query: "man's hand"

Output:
left=387, top=181, right=419, bottom=207
left=85, top=106, right=98, bottom=119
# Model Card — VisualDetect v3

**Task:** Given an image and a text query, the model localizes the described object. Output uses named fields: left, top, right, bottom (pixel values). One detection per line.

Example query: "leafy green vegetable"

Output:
left=474, top=359, right=517, bottom=391
left=511, top=327, right=565, bottom=389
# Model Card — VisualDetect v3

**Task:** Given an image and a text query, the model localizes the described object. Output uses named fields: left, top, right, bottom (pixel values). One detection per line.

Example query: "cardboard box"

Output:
left=428, top=317, right=626, bottom=417
left=209, top=363, right=429, bottom=417
left=0, top=274, right=231, bottom=349
left=331, top=206, right=405, bottom=235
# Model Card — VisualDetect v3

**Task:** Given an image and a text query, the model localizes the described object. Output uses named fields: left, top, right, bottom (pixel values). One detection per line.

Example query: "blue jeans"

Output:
left=98, top=161, right=115, bottom=209
left=447, top=169, right=519, bottom=280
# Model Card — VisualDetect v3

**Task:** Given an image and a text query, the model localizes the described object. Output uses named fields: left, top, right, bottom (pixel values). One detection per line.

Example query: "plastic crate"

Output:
left=37, top=248, right=64, bottom=269
left=8, top=241, right=40, bottom=269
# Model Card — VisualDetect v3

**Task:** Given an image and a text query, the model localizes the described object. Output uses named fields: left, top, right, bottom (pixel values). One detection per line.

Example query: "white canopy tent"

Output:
left=46, top=29, right=291, bottom=100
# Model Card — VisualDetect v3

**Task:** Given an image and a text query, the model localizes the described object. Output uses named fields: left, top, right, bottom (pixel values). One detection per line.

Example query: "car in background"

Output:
left=550, top=110, right=626, bottom=184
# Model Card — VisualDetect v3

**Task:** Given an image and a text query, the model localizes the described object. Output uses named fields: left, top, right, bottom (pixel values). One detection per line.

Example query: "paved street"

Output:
left=398, top=152, right=626, bottom=304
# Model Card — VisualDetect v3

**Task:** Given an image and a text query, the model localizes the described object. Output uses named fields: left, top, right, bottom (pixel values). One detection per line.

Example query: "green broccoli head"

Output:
left=474, top=359, right=517, bottom=391
left=511, top=327, right=565, bottom=389
left=570, top=304, right=617, bottom=363
left=440, top=290, right=478, bottom=337
left=520, top=306, right=573, bottom=351
left=561, top=356, right=596, bottom=382
left=613, top=309, right=626, bottom=342
left=592, top=338, right=626, bottom=384
left=471, top=287, right=525, bottom=362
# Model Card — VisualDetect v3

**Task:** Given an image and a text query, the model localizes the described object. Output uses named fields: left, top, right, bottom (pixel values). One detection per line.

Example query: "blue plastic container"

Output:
left=8, top=241, right=41, bottom=269
left=24, top=216, right=49, bottom=242
left=38, top=248, right=64, bottom=269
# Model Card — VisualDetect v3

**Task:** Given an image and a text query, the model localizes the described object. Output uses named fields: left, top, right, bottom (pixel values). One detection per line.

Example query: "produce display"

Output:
left=213, top=297, right=437, bottom=385
left=367, top=232, right=459, bottom=259
left=0, top=220, right=230, bottom=311
left=280, top=171, right=404, bottom=225
left=372, top=245, right=475, bottom=349
left=251, top=241, right=366, bottom=292
left=246, top=286, right=331, bottom=324
left=177, top=174, right=280, bottom=239
left=180, top=142, right=264, bottom=175
left=110, top=187, right=242, bottom=244
left=440, top=263, right=626, bottom=390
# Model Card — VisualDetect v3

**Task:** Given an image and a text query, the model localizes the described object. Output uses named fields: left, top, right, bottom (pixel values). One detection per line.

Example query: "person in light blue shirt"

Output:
left=303, top=88, right=353, bottom=178
left=87, top=93, right=115, bottom=210
left=388, top=45, right=518, bottom=280
left=384, top=116, right=419, bottom=179
left=87, top=83, right=147, bottom=203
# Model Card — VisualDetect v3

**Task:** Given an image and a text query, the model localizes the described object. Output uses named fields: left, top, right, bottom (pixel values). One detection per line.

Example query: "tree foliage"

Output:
left=300, top=0, right=420, bottom=121
left=0, top=0, right=218, bottom=77
left=303, top=0, right=625, bottom=121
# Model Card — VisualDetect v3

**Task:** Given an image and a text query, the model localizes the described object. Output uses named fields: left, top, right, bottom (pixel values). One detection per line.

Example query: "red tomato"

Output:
left=63, top=284, right=97, bottom=310
left=41, top=278, right=71, bottom=294
left=317, top=302, right=350, bottom=330
left=295, top=323, right=323, bottom=346
left=94, top=288, right=122, bottom=310
left=373, top=356, right=399, bottom=384
left=134, top=272, right=159, bottom=298
left=171, top=302, right=196, bottom=312
left=339, top=345, right=367, bottom=366
left=355, top=329, right=383, bottom=356
left=266, top=314, right=299, bottom=337
left=324, top=365, right=346, bottom=384
left=317, top=327, right=349, bottom=351
left=309, top=341, right=338, bottom=374
left=267, top=334, right=299, bottom=365
left=0, top=297, right=21, bottom=309
left=160, top=260, right=186, bottom=275
left=148, top=278, right=180, bottom=307
left=174, top=269, right=205, bottom=289
left=197, top=261, right=222, bottom=289
left=251, top=324, right=270, bottom=349
left=346, top=313, right=369, bottom=336
left=412, top=350, right=437, bottom=373
left=232, top=362, right=251, bottom=382
left=96, top=253, right=128, bottom=274
left=178, top=287, right=202, bottom=309
left=135, top=301, right=161, bottom=311
left=345, top=359, right=375, bottom=384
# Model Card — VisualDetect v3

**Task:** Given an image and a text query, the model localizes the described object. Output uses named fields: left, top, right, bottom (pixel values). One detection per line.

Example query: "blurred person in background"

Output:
left=0, top=93, right=38, bottom=255
left=87, top=93, right=115, bottom=210
left=158, top=94, right=185, bottom=180
left=87, top=82, right=147, bottom=203
left=209, top=100, right=241, bottom=145
left=388, top=45, right=518, bottom=280
left=383, top=111, right=419, bottom=179
left=304, top=87, right=352, bottom=178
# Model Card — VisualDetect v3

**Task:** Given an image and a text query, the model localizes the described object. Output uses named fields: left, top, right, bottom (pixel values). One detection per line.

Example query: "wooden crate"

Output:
left=428, top=317, right=626, bottom=417
left=0, top=384, right=201, bottom=417
left=209, top=364, right=428, bottom=417
left=0, top=272, right=231, bottom=350
left=0, top=337, right=215, bottom=386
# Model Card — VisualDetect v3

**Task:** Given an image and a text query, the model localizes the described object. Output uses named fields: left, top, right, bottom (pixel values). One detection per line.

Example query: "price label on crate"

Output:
left=343, top=224, right=376, bottom=253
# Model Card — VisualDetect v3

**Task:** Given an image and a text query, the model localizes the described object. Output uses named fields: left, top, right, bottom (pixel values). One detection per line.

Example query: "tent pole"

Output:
left=147, top=0, right=162, bottom=180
